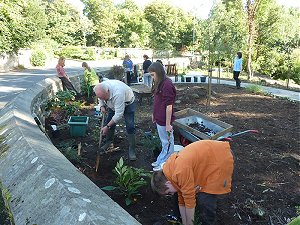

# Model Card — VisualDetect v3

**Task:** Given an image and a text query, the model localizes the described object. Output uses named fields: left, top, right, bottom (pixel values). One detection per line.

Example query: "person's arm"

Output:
left=240, top=59, right=243, bottom=71
left=179, top=206, right=195, bottom=225
left=166, top=104, right=173, bottom=132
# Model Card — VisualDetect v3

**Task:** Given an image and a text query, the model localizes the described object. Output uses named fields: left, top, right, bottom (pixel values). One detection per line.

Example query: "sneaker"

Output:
left=151, top=162, right=159, bottom=167
left=153, top=165, right=162, bottom=171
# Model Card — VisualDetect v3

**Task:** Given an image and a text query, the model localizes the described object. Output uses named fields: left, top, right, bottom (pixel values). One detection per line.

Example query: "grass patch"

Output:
left=0, top=182, right=14, bottom=225
left=245, top=84, right=265, bottom=94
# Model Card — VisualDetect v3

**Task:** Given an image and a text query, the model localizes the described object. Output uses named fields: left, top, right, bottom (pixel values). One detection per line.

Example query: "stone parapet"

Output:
left=0, top=69, right=140, bottom=225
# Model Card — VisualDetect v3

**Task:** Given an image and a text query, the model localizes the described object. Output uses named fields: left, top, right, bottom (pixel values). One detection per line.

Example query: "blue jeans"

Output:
left=155, top=123, right=174, bottom=165
left=143, top=73, right=152, bottom=87
left=105, top=102, right=136, bottom=134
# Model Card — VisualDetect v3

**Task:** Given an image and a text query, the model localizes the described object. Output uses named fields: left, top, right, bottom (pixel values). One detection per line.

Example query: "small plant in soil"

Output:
left=141, top=131, right=161, bottom=158
left=102, top=157, right=151, bottom=206
left=55, top=140, right=83, bottom=165
left=46, top=90, right=81, bottom=116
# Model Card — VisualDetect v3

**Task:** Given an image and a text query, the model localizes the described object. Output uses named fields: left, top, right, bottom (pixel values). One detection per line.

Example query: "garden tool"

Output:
left=166, top=131, right=171, bottom=154
left=95, top=112, right=106, bottom=172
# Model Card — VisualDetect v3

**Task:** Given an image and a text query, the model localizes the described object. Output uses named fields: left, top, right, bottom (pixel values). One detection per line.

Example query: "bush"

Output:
left=57, top=46, right=96, bottom=60
left=102, top=157, right=151, bottom=205
left=58, top=46, right=84, bottom=59
left=30, top=49, right=47, bottom=66
left=246, top=84, right=264, bottom=94
left=108, top=65, right=124, bottom=80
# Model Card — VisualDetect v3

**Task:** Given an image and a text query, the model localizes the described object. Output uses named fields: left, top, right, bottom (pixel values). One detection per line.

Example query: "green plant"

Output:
left=0, top=182, right=14, bottom=224
left=46, top=90, right=81, bottom=115
left=142, top=132, right=161, bottom=156
left=30, top=49, right=47, bottom=66
left=245, top=84, right=265, bottom=94
left=108, top=65, right=124, bottom=80
left=55, top=140, right=83, bottom=165
left=102, top=157, right=151, bottom=205
left=288, top=216, right=300, bottom=225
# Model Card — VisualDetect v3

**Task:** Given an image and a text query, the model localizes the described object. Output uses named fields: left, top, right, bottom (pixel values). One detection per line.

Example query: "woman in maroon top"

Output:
left=148, top=62, right=176, bottom=171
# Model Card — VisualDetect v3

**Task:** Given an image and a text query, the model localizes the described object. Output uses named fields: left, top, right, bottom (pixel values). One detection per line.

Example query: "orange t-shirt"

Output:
left=163, top=140, right=234, bottom=208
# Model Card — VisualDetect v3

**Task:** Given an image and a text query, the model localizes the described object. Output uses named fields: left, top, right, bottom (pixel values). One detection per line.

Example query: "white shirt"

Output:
left=99, top=80, right=135, bottom=123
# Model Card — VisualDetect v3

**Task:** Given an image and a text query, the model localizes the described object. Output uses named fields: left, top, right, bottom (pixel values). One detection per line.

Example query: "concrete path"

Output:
left=173, top=71, right=300, bottom=102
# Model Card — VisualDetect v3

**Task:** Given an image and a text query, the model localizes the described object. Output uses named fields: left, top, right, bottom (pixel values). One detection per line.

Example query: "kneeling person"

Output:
left=151, top=140, right=234, bottom=225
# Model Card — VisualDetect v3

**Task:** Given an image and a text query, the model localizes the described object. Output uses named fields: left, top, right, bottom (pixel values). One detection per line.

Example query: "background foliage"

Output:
left=0, top=0, right=299, bottom=83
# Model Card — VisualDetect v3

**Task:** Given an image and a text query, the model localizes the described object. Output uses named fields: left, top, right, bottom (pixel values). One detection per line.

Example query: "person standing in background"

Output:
left=148, top=62, right=176, bottom=171
left=56, top=57, right=79, bottom=96
left=82, top=62, right=99, bottom=103
left=143, top=54, right=152, bottom=86
left=123, top=54, right=133, bottom=85
left=233, top=52, right=243, bottom=89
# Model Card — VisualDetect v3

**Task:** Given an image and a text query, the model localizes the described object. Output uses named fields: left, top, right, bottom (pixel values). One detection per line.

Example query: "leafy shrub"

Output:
left=102, top=157, right=151, bottom=205
left=108, top=65, right=124, bottom=80
left=30, top=49, right=46, bottom=66
left=46, top=90, right=81, bottom=115
left=245, top=84, right=264, bottom=94
left=56, top=141, right=83, bottom=165
left=57, top=46, right=96, bottom=60
left=142, top=131, right=161, bottom=157
left=58, top=46, right=84, bottom=59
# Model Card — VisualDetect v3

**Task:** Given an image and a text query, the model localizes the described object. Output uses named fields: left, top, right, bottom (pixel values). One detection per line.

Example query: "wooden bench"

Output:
left=131, top=84, right=152, bottom=105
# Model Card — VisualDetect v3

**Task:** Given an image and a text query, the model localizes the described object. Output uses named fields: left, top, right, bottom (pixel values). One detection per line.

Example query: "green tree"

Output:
left=200, top=1, right=246, bottom=67
left=144, top=1, right=193, bottom=51
left=45, top=0, right=83, bottom=46
left=83, top=0, right=118, bottom=47
left=245, top=0, right=263, bottom=79
left=115, top=0, right=151, bottom=48
left=0, top=0, right=47, bottom=53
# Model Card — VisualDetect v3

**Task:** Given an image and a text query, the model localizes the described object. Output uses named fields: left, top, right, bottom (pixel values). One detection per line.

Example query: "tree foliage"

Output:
left=0, top=0, right=47, bottom=53
left=114, top=0, right=151, bottom=48
left=0, top=0, right=299, bottom=84
left=45, top=0, right=83, bottom=46
left=144, top=1, right=194, bottom=51
left=83, top=0, right=119, bottom=47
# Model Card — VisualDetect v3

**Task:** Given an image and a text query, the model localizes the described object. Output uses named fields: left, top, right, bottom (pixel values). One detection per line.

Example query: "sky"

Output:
left=66, top=0, right=300, bottom=19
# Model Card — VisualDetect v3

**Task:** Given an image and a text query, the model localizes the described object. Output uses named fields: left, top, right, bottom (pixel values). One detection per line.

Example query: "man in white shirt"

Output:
left=94, top=80, right=137, bottom=160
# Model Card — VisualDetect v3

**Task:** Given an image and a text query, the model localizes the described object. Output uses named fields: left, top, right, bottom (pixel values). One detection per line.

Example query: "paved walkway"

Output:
left=171, top=72, right=300, bottom=102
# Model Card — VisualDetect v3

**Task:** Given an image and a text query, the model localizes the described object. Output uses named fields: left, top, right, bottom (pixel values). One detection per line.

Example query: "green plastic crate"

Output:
left=68, top=116, right=89, bottom=137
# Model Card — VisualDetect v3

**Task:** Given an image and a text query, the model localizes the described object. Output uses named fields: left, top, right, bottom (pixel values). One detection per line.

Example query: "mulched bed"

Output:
left=46, top=83, right=300, bottom=225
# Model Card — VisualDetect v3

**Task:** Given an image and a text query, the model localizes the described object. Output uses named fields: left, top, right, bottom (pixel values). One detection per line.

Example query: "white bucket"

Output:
left=174, top=144, right=184, bottom=152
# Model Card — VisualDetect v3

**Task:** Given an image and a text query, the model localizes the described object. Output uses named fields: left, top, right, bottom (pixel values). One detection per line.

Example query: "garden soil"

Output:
left=46, top=83, right=300, bottom=225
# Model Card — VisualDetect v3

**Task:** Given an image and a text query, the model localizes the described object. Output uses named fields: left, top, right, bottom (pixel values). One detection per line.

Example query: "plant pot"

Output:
left=68, top=116, right=89, bottom=137
left=186, top=77, right=191, bottom=82
left=201, top=76, right=207, bottom=83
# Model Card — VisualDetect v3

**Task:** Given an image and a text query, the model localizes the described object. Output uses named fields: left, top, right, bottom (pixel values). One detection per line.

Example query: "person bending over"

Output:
left=151, top=140, right=234, bottom=225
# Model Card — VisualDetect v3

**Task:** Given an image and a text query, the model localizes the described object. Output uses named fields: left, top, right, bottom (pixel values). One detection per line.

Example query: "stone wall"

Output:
left=0, top=70, right=140, bottom=225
